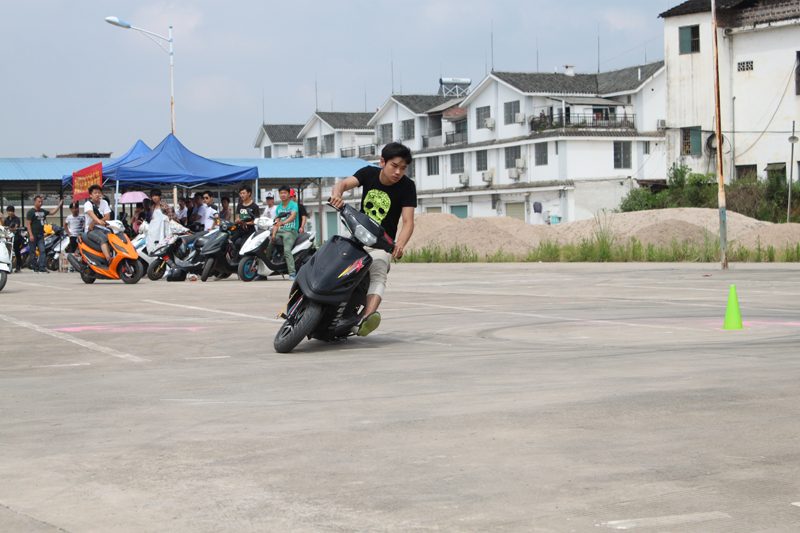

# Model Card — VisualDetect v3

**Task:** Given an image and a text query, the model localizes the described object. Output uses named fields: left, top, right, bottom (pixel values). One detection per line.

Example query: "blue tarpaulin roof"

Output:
left=60, top=134, right=257, bottom=187
left=59, top=139, right=151, bottom=186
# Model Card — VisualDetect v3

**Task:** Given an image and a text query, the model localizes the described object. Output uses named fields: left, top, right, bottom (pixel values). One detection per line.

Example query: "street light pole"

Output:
left=106, top=16, right=177, bottom=205
left=789, top=121, right=798, bottom=223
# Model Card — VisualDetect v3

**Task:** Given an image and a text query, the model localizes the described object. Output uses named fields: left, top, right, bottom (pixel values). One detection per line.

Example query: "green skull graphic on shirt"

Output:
left=364, top=189, right=391, bottom=225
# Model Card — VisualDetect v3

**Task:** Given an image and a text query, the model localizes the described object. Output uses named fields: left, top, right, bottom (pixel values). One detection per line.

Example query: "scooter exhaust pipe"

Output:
left=67, top=253, right=85, bottom=273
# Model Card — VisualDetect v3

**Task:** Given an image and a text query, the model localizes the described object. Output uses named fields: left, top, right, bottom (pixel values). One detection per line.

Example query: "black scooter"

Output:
left=273, top=202, right=394, bottom=353
left=147, top=229, right=212, bottom=280
left=199, top=218, right=245, bottom=282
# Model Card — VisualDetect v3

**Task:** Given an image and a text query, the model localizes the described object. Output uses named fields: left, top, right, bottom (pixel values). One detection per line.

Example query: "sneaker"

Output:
left=289, top=274, right=296, bottom=280
left=40, top=270, right=49, bottom=274
left=357, top=312, right=381, bottom=337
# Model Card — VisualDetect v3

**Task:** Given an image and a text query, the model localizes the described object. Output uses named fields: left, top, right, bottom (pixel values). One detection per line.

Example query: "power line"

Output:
left=599, top=35, right=663, bottom=67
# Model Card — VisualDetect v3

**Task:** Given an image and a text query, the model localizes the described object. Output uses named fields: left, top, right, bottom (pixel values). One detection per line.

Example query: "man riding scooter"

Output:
left=82, top=184, right=112, bottom=263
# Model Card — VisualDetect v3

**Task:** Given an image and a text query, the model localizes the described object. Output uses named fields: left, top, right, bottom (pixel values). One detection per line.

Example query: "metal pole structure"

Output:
left=318, top=178, right=323, bottom=245
left=168, top=25, right=178, bottom=209
left=711, top=0, right=729, bottom=269
left=789, top=121, right=797, bottom=223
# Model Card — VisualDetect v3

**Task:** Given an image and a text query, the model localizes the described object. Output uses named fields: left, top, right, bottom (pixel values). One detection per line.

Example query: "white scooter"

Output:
left=0, top=226, right=13, bottom=291
left=236, top=216, right=316, bottom=282
left=131, top=221, right=155, bottom=272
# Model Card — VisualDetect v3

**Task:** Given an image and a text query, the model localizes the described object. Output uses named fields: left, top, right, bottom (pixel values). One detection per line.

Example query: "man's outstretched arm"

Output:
left=330, top=177, right=360, bottom=208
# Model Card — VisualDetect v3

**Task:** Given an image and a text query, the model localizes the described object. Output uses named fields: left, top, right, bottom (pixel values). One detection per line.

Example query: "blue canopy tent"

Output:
left=60, top=139, right=151, bottom=187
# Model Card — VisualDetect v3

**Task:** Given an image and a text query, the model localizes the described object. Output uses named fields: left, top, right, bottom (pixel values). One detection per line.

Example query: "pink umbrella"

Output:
left=118, top=191, right=149, bottom=204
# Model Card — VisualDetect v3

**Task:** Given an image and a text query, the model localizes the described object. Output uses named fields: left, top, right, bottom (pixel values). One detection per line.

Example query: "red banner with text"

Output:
left=73, top=163, right=103, bottom=201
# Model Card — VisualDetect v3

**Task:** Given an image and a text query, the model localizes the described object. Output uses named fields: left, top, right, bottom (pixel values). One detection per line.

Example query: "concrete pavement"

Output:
left=1, top=262, right=799, bottom=532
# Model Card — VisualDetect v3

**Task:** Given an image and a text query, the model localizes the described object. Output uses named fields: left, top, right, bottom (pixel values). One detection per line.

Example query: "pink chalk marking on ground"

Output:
left=53, top=325, right=209, bottom=333
left=707, top=321, right=800, bottom=327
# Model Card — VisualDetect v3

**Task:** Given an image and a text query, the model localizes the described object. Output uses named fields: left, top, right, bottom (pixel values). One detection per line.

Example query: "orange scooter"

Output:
left=67, top=220, right=143, bottom=284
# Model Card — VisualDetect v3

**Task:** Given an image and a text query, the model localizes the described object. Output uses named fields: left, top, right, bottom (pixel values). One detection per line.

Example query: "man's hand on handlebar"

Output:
left=391, top=243, right=404, bottom=260
left=329, top=195, right=344, bottom=209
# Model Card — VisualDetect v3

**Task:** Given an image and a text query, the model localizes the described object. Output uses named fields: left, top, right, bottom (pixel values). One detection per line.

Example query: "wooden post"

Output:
left=711, top=0, right=729, bottom=269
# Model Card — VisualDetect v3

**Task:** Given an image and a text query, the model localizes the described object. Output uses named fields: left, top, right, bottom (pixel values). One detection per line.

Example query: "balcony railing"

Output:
left=422, top=132, right=443, bottom=148
left=531, top=113, right=636, bottom=131
left=358, top=144, right=376, bottom=158
left=445, top=131, right=468, bottom=145
left=340, top=147, right=356, bottom=158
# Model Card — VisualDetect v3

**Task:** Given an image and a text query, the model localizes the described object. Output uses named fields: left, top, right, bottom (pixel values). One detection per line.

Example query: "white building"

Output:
left=411, top=61, right=667, bottom=223
left=297, top=112, right=375, bottom=159
left=253, top=124, right=304, bottom=159
left=660, top=0, right=800, bottom=181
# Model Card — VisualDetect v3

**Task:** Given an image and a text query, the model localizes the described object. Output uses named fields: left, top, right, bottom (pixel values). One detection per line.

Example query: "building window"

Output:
left=263, top=146, right=272, bottom=158
left=322, top=134, right=334, bottom=154
left=305, top=137, right=317, bottom=156
left=681, top=127, right=702, bottom=155
left=407, top=160, right=415, bottom=179
left=476, top=150, right=488, bottom=172
left=476, top=106, right=491, bottom=129
left=451, top=153, right=465, bottom=174
left=614, top=141, right=632, bottom=169
left=643, top=141, right=650, bottom=155
left=679, top=25, right=700, bottom=54
left=427, top=156, right=439, bottom=176
left=555, top=141, right=559, bottom=155
left=737, top=60, right=753, bottom=72
left=535, top=143, right=548, bottom=166
left=455, top=120, right=467, bottom=133
left=796, top=51, right=800, bottom=95
left=378, top=123, right=393, bottom=144
left=505, top=146, right=521, bottom=169
left=400, top=119, right=415, bottom=141
left=504, top=100, right=520, bottom=125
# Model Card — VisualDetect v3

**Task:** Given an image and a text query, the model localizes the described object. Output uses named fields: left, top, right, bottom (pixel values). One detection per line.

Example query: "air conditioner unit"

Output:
left=458, top=173, right=470, bottom=186
left=657, top=119, right=666, bottom=131
left=484, top=117, right=495, bottom=130
left=508, top=168, right=520, bottom=180
left=482, top=171, right=493, bottom=185
left=515, top=158, right=526, bottom=170
left=515, top=112, right=526, bottom=124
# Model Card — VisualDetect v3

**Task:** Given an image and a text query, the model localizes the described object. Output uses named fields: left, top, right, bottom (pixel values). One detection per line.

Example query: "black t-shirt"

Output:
left=354, top=166, right=417, bottom=240
left=297, top=203, right=308, bottom=225
left=237, top=202, right=260, bottom=233
left=3, top=215, right=21, bottom=233
left=26, top=208, right=48, bottom=235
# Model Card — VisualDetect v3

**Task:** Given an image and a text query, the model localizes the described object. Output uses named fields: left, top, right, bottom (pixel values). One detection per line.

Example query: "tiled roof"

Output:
left=659, top=0, right=748, bottom=18
left=492, top=71, right=598, bottom=94
left=316, top=112, right=375, bottom=130
left=413, top=129, right=664, bottom=156
left=425, top=97, right=465, bottom=114
left=392, top=95, right=456, bottom=114
left=492, top=61, right=664, bottom=96
left=262, top=124, right=304, bottom=144
left=597, top=61, right=665, bottom=94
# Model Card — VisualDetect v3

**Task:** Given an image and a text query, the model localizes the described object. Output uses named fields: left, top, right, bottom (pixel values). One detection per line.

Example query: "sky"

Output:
left=0, top=0, right=680, bottom=159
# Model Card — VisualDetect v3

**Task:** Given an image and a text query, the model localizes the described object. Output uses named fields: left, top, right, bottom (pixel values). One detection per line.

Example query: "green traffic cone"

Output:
left=723, top=285, right=743, bottom=330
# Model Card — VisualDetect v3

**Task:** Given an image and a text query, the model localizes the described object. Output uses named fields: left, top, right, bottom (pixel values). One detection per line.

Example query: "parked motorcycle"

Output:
left=237, top=216, right=317, bottom=282
left=14, top=229, right=28, bottom=271
left=273, top=202, right=394, bottom=353
left=199, top=218, right=246, bottom=282
left=67, top=221, right=143, bottom=284
left=27, top=224, right=66, bottom=271
left=0, top=227, right=12, bottom=291
left=146, top=224, right=213, bottom=280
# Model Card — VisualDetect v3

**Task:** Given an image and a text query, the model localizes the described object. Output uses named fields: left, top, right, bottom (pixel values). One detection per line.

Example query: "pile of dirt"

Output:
left=403, top=208, right=800, bottom=257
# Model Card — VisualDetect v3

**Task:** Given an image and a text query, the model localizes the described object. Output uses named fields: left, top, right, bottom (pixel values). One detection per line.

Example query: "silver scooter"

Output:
left=0, top=226, right=13, bottom=291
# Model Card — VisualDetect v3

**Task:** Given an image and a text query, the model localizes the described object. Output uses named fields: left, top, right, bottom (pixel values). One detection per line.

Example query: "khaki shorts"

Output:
left=365, top=247, right=391, bottom=298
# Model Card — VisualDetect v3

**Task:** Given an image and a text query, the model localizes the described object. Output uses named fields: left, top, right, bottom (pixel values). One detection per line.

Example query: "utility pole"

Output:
left=711, top=0, right=729, bottom=268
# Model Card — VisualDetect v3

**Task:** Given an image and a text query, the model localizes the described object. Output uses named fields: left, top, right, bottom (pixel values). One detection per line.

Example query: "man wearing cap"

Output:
left=289, top=189, right=308, bottom=233
left=264, top=191, right=277, bottom=220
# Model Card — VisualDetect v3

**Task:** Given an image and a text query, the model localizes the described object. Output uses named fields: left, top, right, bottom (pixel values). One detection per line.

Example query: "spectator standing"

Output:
left=176, top=197, right=188, bottom=226
left=3, top=206, right=22, bottom=272
left=264, top=191, right=277, bottom=219
left=191, top=192, right=205, bottom=231
left=201, top=190, right=218, bottom=230
left=27, top=195, right=63, bottom=273
left=64, top=202, right=84, bottom=253
left=146, top=188, right=178, bottom=253
left=219, top=196, right=232, bottom=222
left=289, top=189, right=308, bottom=233
left=264, top=186, right=299, bottom=279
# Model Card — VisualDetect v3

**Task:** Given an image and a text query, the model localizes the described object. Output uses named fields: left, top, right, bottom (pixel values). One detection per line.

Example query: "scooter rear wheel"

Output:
left=237, top=257, right=258, bottom=282
left=200, top=258, right=215, bottom=282
left=0, top=271, right=7, bottom=292
left=147, top=258, right=167, bottom=281
left=118, top=258, right=143, bottom=284
left=274, top=299, right=323, bottom=353
left=80, top=269, right=95, bottom=284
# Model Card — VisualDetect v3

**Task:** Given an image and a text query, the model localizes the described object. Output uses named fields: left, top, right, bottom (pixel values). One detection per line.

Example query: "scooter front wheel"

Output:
left=80, top=269, right=95, bottom=284
left=147, top=258, right=167, bottom=281
left=237, top=257, right=258, bottom=282
left=118, top=258, right=143, bottom=284
left=0, top=271, right=7, bottom=292
left=274, top=299, right=323, bottom=353
left=200, top=258, right=215, bottom=282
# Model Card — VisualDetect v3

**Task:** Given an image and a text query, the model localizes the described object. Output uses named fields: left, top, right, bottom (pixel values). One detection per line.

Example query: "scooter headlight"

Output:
left=354, top=225, right=377, bottom=247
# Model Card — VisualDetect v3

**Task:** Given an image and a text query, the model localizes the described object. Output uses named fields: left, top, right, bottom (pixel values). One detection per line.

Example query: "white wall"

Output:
left=373, top=99, right=424, bottom=152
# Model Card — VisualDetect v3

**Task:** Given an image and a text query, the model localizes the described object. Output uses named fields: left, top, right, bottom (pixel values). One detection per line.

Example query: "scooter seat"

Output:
left=295, top=232, right=312, bottom=246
